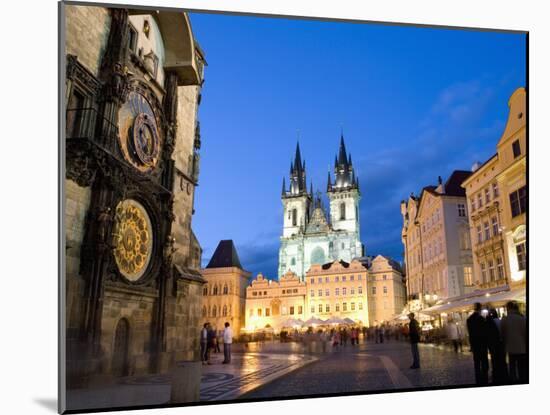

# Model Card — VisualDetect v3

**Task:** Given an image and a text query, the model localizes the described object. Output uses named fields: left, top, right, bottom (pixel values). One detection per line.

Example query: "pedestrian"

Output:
left=446, top=318, right=463, bottom=353
left=466, top=302, right=489, bottom=385
left=486, top=308, right=508, bottom=384
left=215, top=327, right=222, bottom=353
left=222, top=322, right=233, bottom=364
left=375, top=326, right=380, bottom=344
left=200, top=322, right=210, bottom=365
left=379, top=325, right=385, bottom=344
left=408, top=313, right=421, bottom=369
left=501, top=301, right=527, bottom=383
left=207, top=324, right=216, bottom=363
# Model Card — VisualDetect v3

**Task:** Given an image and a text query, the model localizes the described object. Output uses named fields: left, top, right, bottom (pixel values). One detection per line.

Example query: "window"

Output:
left=213, top=286, right=218, bottom=295
left=464, top=266, right=473, bottom=286
left=481, top=262, right=487, bottom=283
left=342, top=276, right=347, bottom=282
left=265, top=308, right=270, bottom=317
left=128, top=24, right=138, bottom=53
left=491, top=216, right=499, bottom=236
left=311, top=305, right=315, bottom=313
left=143, top=19, right=151, bottom=37
left=477, top=193, right=483, bottom=208
left=223, top=284, right=228, bottom=295
left=477, top=225, right=483, bottom=243
left=212, top=306, right=217, bottom=317
left=359, top=302, right=363, bottom=310
left=351, top=302, right=356, bottom=311
left=290, top=306, right=295, bottom=315
left=298, top=306, right=303, bottom=314
left=340, top=202, right=346, bottom=220
left=291, top=258, right=296, bottom=266
left=516, top=243, right=526, bottom=271
left=484, top=221, right=491, bottom=240
left=510, top=186, right=527, bottom=217
left=458, top=203, right=466, bottom=217
left=202, top=306, right=207, bottom=317
left=496, top=257, right=504, bottom=280
left=350, top=275, right=355, bottom=281
left=358, top=275, right=362, bottom=280
left=358, top=286, right=363, bottom=294
left=326, top=304, right=330, bottom=313
left=470, top=197, right=476, bottom=212
left=257, top=308, right=262, bottom=317
left=336, top=303, right=340, bottom=311
left=292, top=208, right=297, bottom=226
left=343, top=302, right=348, bottom=311
left=383, top=274, right=387, bottom=280
left=264, top=291, right=267, bottom=295
left=318, top=289, right=323, bottom=297
left=293, top=289, right=298, bottom=293
left=318, top=278, right=323, bottom=283
left=372, top=286, right=376, bottom=295
left=325, top=289, right=330, bottom=296
left=310, top=278, right=314, bottom=284
left=203, top=286, right=208, bottom=296
left=222, top=305, right=228, bottom=316
left=335, top=288, right=340, bottom=296
left=319, top=304, right=323, bottom=313
left=512, top=139, right=521, bottom=158
left=493, top=182, right=499, bottom=198
left=341, top=243, right=345, bottom=249
left=342, top=287, right=347, bottom=295
left=310, top=290, right=314, bottom=297
left=485, top=188, right=491, bottom=204
left=335, top=276, right=339, bottom=282
left=488, top=259, right=495, bottom=281
left=282, top=289, right=286, bottom=294
left=350, top=288, right=355, bottom=295
left=383, top=286, right=388, bottom=294
left=325, top=277, right=330, bottom=283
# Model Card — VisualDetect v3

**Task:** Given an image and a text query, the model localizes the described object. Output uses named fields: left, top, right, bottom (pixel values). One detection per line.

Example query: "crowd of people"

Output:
left=200, top=322, right=233, bottom=365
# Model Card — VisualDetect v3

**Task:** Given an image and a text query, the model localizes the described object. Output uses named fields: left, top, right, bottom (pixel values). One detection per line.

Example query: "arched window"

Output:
left=213, top=285, right=218, bottom=295
left=291, top=257, right=296, bottom=266
left=292, top=208, right=297, bottom=226
left=223, top=305, right=228, bottom=317
left=202, top=306, right=207, bottom=317
left=223, top=284, right=228, bottom=295
left=212, top=305, right=217, bottom=317
left=203, top=286, right=208, bottom=296
left=340, top=202, right=346, bottom=220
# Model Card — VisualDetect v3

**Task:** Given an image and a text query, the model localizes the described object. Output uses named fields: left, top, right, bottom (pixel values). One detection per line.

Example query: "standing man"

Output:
left=200, top=323, right=209, bottom=365
left=222, top=322, right=233, bottom=364
left=501, top=301, right=527, bottom=383
left=466, top=302, right=489, bottom=385
left=408, top=313, right=421, bottom=369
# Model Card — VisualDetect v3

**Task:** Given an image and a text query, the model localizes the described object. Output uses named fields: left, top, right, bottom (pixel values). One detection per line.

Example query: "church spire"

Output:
left=285, top=141, right=309, bottom=196
left=282, top=177, right=286, bottom=196
left=327, top=170, right=332, bottom=192
left=330, top=133, right=358, bottom=192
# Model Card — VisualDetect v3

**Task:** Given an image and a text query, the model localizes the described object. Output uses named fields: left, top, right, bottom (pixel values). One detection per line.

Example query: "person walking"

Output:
left=501, top=301, right=527, bottom=383
left=466, top=302, right=489, bottom=385
left=408, top=313, right=421, bottom=369
left=206, top=324, right=216, bottom=364
left=200, top=323, right=210, bottom=365
left=446, top=318, right=463, bottom=353
left=486, top=308, right=508, bottom=384
left=222, top=322, right=233, bottom=364
left=379, top=325, right=385, bottom=344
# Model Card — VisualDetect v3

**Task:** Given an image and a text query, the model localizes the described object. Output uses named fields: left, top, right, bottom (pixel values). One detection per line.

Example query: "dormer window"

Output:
left=128, top=24, right=138, bottom=53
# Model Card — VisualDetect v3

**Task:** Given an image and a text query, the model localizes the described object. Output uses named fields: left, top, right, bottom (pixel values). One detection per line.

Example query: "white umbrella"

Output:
left=304, top=317, right=326, bottom=325
left=281, top=318, right=304, bottom=328
left=325, top=316, right=345, bottom=325
left=342, top=317, right=356, bottom=325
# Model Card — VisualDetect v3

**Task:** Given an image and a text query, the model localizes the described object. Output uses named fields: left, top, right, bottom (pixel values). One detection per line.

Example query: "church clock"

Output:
left=112, top=199, right=154, bottom=282
left=117, top=91, right=161, bottom=172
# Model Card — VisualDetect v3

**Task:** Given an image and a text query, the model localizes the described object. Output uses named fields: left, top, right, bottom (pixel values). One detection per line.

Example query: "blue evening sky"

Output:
left=188, top=12, right=526, bottom=279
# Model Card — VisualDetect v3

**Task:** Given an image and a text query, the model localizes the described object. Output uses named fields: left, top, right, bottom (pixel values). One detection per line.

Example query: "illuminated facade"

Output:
left=401, top=171, right=474, bottom=306
left=278, top=136, right=363, bottom=280
left=201, top=240, right=251, bottom=336
left=462, top=87, right=526, bottom=288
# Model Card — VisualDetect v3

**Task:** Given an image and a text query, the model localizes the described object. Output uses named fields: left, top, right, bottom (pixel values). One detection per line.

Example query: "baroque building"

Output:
left=400, top=171, right=474, bottom=308
left=201, top=240, right=251, bottom=336
left=63, top=3, right=206, bottom=399
left=278, top=136, right=363, bottom=280
left=462, top=87, right=526, bottom=289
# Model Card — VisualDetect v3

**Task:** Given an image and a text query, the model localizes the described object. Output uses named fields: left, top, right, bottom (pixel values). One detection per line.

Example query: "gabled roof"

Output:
left=205, top=240, right=243, bottom=269
left=444, top=170, right=472, bottom=197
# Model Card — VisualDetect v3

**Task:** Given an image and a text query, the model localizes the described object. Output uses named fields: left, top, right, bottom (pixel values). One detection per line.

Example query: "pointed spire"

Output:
left=348, top=153, right=352, bottom=166
left=290, top=161, right=293, bottom=174
left=294, top=142, right=302, bottom=173
left=282, top=177, right=286, bottom=196
left=338, top=133, right=348, bottom=166
left=327, top=171, right=332, bottom=192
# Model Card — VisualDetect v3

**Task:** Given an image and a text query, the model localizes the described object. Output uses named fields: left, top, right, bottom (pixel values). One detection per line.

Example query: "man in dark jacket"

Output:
left=501, top=301, right=527, bottom=383
left=408, top=313, right=420, bottom=369
left=467, top=302, right=489, bottom=385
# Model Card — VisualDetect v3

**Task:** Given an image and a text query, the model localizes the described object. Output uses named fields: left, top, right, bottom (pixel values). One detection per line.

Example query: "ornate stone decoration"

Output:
left=112, top=199, right=153, bottom=281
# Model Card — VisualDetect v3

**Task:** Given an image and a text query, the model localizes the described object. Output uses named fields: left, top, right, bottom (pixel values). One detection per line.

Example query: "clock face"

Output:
left=112, top=199, right=153, bottom=282
left=118, top=91, right=161, bottom=172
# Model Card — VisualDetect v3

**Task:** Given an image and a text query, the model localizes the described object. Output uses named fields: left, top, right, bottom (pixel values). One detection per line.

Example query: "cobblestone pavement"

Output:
left=241, top=340, right=476, bottom=400
left=66, top=340, right=477, bottom=411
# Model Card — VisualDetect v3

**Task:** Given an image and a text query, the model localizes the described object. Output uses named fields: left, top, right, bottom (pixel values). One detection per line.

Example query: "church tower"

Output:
left=281, top=142, right=312, bottom=237
left=327, top=134, right=363, bottom=257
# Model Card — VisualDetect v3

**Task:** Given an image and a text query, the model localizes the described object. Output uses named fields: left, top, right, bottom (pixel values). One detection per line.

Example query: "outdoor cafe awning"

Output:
left=422, top=286, right=526, bottom=315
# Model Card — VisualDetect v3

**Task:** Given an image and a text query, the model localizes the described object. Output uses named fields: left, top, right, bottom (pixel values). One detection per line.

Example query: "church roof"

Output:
left=206, top=240, right=243, bottom=269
